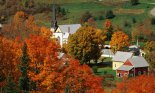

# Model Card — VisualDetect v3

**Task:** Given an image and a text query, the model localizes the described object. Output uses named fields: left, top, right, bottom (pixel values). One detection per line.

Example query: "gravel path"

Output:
left=150, top=7, right=155, bottom=16
left=148, top=3, right=155, bottom=16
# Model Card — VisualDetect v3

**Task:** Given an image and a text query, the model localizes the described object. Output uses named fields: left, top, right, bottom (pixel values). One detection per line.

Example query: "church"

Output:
left=50, top=4, right=81, bottom=47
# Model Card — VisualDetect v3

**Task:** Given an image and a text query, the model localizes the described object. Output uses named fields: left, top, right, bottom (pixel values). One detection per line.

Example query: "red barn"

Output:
left=116, top=56, right=149, bottom=78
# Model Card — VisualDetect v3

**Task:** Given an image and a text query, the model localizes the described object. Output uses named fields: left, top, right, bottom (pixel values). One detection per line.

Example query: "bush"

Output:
left=92, top=66, right=98, bottom=73
left=131, top=0, right=139, bottom=5
left=80, top=11, right=92, bottom=23
left=151, top=18, right=155, bottom=25
left=105, top=10, right=115, bottom=19
left=132, top=17, right=136, bottom=24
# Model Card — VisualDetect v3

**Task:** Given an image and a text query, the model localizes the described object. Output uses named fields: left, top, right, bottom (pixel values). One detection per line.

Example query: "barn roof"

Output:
left=117, top=65, right=133, bottom=71
left=59, top=24, right=81, bottom=34
left=112, top=51, right=133, bottom=62
left=128, top=56, right=149, bottom=67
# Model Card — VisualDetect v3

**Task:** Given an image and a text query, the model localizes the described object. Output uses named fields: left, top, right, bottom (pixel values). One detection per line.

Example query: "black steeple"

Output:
left=51, top=4, right=58, bottom=32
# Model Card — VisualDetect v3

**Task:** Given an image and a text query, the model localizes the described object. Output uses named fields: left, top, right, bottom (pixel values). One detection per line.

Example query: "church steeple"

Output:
left=51, top=4, right=58, bottom=32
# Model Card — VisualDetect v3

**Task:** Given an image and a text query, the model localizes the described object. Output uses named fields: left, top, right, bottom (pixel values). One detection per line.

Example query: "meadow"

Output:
left=34, top=0, right=155, bottom=34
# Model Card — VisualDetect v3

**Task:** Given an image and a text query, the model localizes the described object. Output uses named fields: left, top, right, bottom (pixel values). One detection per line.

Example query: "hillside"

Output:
left=1, top=0, right=155, bottom=33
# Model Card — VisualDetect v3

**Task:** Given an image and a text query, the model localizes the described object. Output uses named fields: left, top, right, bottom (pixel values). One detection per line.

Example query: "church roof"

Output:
left=59, top=24, right=81, bottom=34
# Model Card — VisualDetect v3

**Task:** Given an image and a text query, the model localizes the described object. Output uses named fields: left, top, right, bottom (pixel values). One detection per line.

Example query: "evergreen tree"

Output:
left=131, top=0, right=139, bottom=5
left=18, top=43, right=30, bottom=92
left=105, top=10, right=115, bottom=19
left=4, top=74, right=16, bottom=93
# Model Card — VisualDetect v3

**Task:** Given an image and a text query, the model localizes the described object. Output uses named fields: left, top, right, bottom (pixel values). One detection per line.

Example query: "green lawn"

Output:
left=34, top=0, right=155, bottom=38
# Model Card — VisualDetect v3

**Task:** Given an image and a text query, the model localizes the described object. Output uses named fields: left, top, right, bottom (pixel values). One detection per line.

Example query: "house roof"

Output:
left=59, top=24, right=81, bottom=34
left=112, top=51, right=133, bottom=62
left=117, top=65, right=133, bottom=71
left=128, top=56, right=149, bottom=67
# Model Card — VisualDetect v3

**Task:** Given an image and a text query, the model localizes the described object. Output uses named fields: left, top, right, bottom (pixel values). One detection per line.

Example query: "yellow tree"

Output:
left=110, top=31, right=129, bottom=52
left=66, top=26, right=106, bottom=64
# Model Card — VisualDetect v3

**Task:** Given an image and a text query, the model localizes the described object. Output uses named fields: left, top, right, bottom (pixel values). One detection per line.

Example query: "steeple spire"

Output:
left=51, top=4, right=58, bottom=32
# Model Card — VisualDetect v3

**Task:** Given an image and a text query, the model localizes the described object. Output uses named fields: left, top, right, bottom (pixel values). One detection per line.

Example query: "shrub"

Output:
left=80, top=11, right=92, bottom=23
left=151, top=18, right=155, bottom=25
left=92, top=66, right=98, bottom=73
left=131, top=0, right=139, bottom=5
left=105, top=10, right=115, bottom=19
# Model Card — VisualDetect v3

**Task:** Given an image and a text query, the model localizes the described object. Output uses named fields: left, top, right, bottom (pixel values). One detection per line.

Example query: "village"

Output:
left=0, top=0, right=155, bottom=93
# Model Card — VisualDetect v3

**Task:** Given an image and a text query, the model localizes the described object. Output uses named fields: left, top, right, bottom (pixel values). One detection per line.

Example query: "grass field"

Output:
left=34, top=0, right=155, bottom=32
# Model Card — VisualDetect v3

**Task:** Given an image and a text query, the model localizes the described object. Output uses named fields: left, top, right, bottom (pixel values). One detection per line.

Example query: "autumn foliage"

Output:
left=0, top=36, right=21, bottom=87
left=110, top=31, right=129, bottom=52
left=0, top=11, right=51, bottom=41
left=66, top=26, right=106, bottom=64
left=0, top=12, right=105, bottom=92
left=111, top=75, right=155, bottom=93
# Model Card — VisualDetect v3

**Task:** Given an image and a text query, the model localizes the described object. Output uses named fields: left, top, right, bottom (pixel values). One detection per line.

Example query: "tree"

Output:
left=87, top=17, right=97, bottom=27
left=66, top=26, right=106, bottom=64
left=131, top=20, right=154, bottom=41
left=18, top=43, right=30, bottom=92
left=80, top=11, right=92, bottom=23
left=151, top=18, right=155, bottom=25
left=4, top=74, right=16, bottom=93
left=0, top=11, right=50, bottom=41
left=144, top=41, right=155, bottom=72
left=112, top=75, right=155, bottom=93
left=105, top=10, right=115, bottom=19
left=132, top=17, right=136, bottom=24
left=104, top=19, right=113, bottom=41
left=131, top=0, right=139, bottom=5
left=40, top=59, right=104, bottom=93
left=110, top=31, right=129, bottom=52
left=145, top=51, right=155, bottom=72
left=0, top=36, right=22, bottom=87
left=144, top=41, right=155, bottom=52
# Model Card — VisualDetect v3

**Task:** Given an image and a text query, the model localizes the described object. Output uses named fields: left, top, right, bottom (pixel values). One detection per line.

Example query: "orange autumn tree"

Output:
left=1, top=11, right=51, bottom=41
left=110, top=31, right=129, bottom=52
left=111, top=75, right=155, bottom=93
left=36, top=58, right=104, bottom=93
left=104, top=19, right=113, bottom=41
left=0, top=36, right=22, bottom=87
left=25, top=35, right=104, bottom=92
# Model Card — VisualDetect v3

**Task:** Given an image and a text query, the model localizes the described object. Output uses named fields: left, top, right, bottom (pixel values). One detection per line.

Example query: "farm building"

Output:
left=116, top=56, right=149, bottom=78
left=112, top=51, right=133, bottom=70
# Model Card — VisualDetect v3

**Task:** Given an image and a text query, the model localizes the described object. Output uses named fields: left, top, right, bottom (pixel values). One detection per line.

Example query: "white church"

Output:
left=50, top=4, right=81, bottom=47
